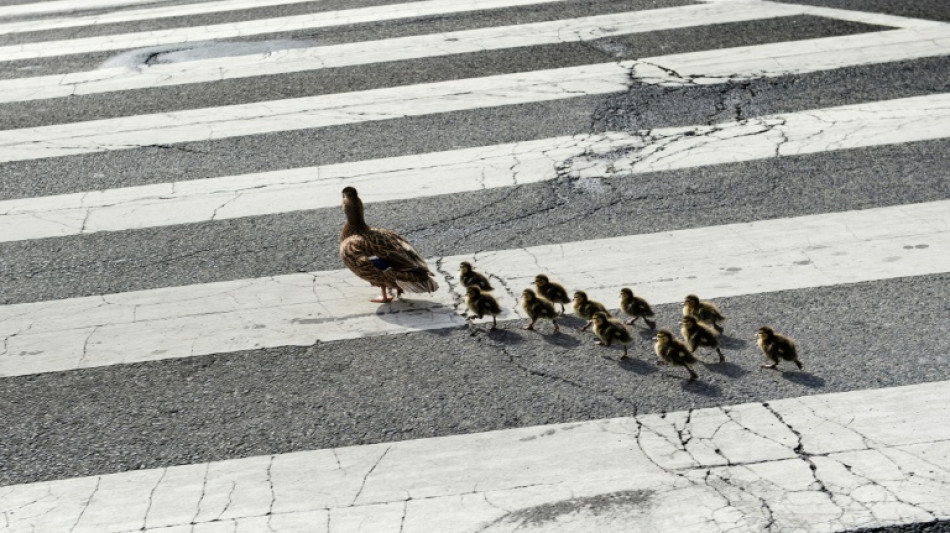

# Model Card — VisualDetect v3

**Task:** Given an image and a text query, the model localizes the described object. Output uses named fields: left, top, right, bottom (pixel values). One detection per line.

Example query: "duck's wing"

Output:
left=340, top=228, right=438, bottom=293
left=340, top=234, right=388, bottom=287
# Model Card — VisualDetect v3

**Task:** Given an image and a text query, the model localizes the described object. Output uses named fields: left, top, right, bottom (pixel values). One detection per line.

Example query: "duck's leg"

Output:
left=686, top=365, right=698, bottom=381
left=370, top=286, right=394, bottom=303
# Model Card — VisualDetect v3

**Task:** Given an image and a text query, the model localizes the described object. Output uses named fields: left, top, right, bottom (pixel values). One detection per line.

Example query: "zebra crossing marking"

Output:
left=0, top=0, right=331, bottom=35
left=2, top=2, right=948, bottom=531
left=0, top=62, right=632, bottom=163
left=0, top=1, right=803, bottom=104
left=0, top=0, right=161, bottom=18
left=1, top=379, right=946, bottom=532
left=0, top=0, right=571, bottom=63
left=1, top=200, right=947, bottom=377
left=1, top=92, right=948, bottom=242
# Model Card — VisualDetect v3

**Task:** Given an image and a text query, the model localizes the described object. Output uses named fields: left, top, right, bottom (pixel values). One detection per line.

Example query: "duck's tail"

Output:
left=395, top=275, right=439, bottom=293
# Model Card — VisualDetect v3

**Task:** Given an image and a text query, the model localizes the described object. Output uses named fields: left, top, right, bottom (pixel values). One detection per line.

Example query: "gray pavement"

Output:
left=1, top=138, right=948, bottom=304
left=0, top=0, right=948, bottom=530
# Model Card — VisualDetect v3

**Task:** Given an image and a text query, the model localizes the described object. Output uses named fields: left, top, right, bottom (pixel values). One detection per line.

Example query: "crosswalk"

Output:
left=0, top=0, right=948, bottom=531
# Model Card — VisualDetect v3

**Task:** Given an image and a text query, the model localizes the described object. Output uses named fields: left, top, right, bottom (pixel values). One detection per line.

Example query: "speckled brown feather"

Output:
left=757, top=326, right=802, bottom=369
left=654, top=329, right=699, bottom=381
left=681, top=315, right=724, bottom=362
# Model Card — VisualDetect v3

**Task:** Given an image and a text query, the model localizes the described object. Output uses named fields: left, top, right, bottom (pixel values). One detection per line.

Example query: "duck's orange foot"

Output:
left=371, top=287, right=394, bottom=303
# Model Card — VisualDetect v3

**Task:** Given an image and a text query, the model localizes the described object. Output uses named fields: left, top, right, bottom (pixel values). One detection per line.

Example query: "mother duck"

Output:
left=339, top=186, right=439, bottom=302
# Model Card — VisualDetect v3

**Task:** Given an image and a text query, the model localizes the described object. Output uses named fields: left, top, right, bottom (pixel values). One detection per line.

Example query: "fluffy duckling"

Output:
left=572, top=290, right=609, bottom=332
left=522, top=288, right=559, bottom=333
left=533, top=274, right=570, bottom=314
left=339, top=187, right=438, bottom=302
left=459, top=261, right=493, bottom=292
left=619, top=288, right=656, bottom=329
left=756, top=326, right=802, bottom=370
left=683, top=294, right=725, bottom=333
left=681, top=315, right=725, bottom=363
left=654, top=329, right=699, bottom=381
left=591, top=311, right=633, bottom=359
left=466, top=286, right=502, bottom=329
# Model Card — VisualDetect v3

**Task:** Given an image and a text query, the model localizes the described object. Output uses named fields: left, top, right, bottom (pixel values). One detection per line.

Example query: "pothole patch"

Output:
left=100, top=39, right=318, bottom=69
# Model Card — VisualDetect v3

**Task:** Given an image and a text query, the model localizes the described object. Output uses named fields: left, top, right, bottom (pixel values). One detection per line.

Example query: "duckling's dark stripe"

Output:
left=2, top=53, right=948, bottom=201
left=1, top=272, right=946, bottom=486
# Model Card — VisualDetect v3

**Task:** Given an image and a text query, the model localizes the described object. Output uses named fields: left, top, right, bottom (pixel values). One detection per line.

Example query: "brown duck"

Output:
left=683, top=294, right=725, bottom=333
left=681, top=315, right=724, bottom=363
left=757, top=326, right=802, bottom=370
left=654, top=329, right=699, bottom=381
left=339, top=187, right=438, bottom=302
left=591, top=311, right=633, bottom=359
left=619, top=288, right=656, bottom=329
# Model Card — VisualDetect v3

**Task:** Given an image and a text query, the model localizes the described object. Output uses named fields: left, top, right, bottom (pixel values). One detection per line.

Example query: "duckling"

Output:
left=681, top=315, right=725, bottom=363
left=756, top=326, right=802, bottom=370
left=459, top=261, right=493, bottom=292
left=339, top=187, right=438, bottom=302
left=654, top=329, right=699, bottom=381
left=572, top=290, right=609, bottom=332
left=683, top=294, right=725, bottom=333
left=533, top=274, right=570, bottom=314
left=591, top=311, right=633, bottom=359
left=521, top=288, right=559, bottom=333
left=619, top=288, right=656, bottom=329
left=466, top=286, right=502, bottom=329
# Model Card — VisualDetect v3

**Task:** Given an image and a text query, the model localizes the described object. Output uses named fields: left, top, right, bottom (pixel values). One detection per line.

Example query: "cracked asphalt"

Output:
left=1, top=0, right=949, bottom=530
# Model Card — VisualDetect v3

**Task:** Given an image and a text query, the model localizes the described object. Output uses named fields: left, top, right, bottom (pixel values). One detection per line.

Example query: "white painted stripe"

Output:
left=0, top=0, right=161, bottom=18
left=698, top=0, right=949, bottom=30
left=764, top=0, right=950, bottom=30
left=0, top=0, right=568, bottom=62
left=0, top=200, right=947, bottom=377
left=0, top=0, right=326, bottom=35
left=3, top=92, right=950, bottom=243
left=0, top=1, right=801, bottom=104
left=2, top=380, right=948, bottom=532
left=633, top=27, right=950, bottom=86
left=0, top=61, right=633, bottom=163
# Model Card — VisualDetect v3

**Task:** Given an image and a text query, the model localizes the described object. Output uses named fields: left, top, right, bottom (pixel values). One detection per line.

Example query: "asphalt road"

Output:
left=0, top=0, right=948, bottom=530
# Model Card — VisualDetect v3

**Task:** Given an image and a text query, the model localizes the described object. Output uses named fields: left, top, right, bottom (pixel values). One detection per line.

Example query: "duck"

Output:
left=466, top=286, right=502, bottom=329
left=591, top=311, right=633, bottom=359
left=682, top=294, right=725, bottom=333
left=681, top=315, right=725, bottom=363
left=533, top=274, right=570, bottom=314
left=572, top=290, right=609, bottom=332
left=619, top=288, right=656, bottom=329
left=654, top=329, right=699, bottom=381
left=459, top=261, right=493, bottom=291
left=339, top=187, right=438, bottom=302
left=756, top=326, right=802, bottom=370
left=521, top=288, right=559, bottom=333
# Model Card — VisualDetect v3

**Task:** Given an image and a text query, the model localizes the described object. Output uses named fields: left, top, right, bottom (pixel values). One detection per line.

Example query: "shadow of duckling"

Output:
left=616, top=355, right=659, bottom=375
left=719, top=335, right=750, bottom=350
left=702, top=360, right=750, bottom=379
left=781, top=371, right=825, bottom=388
left=680, top=379, right=722, bottom=397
